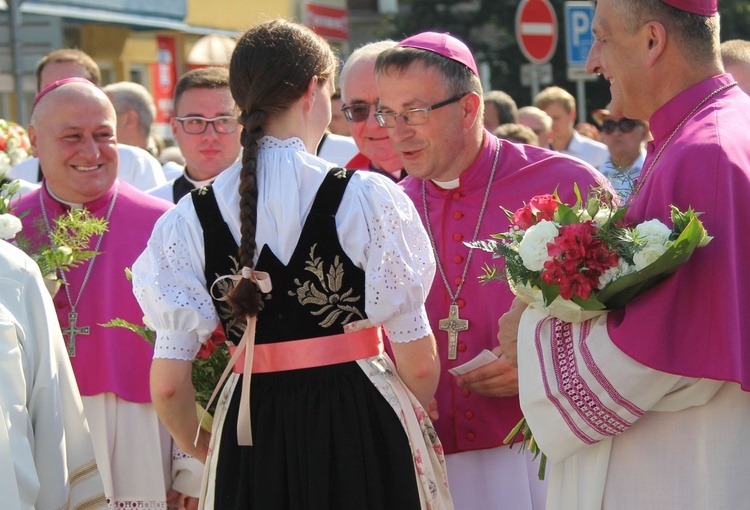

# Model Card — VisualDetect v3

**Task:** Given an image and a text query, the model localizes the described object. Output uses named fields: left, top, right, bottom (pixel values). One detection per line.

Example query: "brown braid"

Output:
left=225, top=19, right=336, bottom=320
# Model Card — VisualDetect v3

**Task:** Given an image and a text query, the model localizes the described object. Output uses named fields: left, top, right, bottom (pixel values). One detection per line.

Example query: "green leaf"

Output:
left=571, top=292, right=607, bottom=311
left=100, top=318, right=156, bottom=344
left=597, top=216, right=708, bottom=308
left=539, top=279, right=560, bottom=307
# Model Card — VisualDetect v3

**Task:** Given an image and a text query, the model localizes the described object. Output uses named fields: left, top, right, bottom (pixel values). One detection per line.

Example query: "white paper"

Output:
left=448, top=349, right=498, bottom=376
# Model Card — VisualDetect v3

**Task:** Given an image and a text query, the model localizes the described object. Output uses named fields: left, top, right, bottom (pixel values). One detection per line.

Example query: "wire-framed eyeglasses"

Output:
left=174, top=116, right=239, bottom=135
left=375, top=93, right=468, bottom=128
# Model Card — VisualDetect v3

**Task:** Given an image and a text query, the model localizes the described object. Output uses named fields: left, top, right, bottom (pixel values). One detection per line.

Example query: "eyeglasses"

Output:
left=601, top=118, right=639, bottom=134
left=375, top=93, right=468, bottom=128
left=341, top=102, right=378, bottom=123
left=174, top=116, right=239, bottom=135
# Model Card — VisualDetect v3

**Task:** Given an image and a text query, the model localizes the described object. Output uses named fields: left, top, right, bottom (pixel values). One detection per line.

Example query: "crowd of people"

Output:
left=1, top=0, right=750, bottom=508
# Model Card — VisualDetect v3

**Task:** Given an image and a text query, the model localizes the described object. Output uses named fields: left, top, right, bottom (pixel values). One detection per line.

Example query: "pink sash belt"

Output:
left=228, top=328, right=384, bottom=374
left=197, top=318, right=383, bottom=447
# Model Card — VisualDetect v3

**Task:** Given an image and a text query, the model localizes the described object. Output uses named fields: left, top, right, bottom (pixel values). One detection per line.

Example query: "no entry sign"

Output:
left=516, top=0, right=558, bottom=65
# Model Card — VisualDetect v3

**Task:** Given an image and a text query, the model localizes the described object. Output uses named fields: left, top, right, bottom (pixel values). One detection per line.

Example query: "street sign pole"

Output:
left=516, top=0, right=558, bottom=101
left=565, top=2, right=597, bottom=124
left=8, top=0, right=25, bottom=125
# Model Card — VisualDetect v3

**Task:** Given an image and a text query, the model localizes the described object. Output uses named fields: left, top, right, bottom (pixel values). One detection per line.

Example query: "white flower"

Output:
left=635, top=219, right=671, bottom=247
left=633, top=244, right=668, bottom=271
left=580, top=206, right=613, bottom=226
left=518, top=220, right=559, bottom=271
left=0, top=213, right=22, bottom=239
left=598, top=257, right=634, bottom=288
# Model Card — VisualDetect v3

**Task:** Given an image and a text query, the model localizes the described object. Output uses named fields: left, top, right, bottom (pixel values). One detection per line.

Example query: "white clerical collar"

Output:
left=430, top=177, right=460, bottom=190
left=183, top=170, right=215, bottom=188
left=45, top=184, right=83, bottom=209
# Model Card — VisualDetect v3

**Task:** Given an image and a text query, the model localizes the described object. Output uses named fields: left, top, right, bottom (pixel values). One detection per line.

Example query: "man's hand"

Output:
left=455, top=346, right=518, bottom=397
left=496, top=297, right=528, bottom=369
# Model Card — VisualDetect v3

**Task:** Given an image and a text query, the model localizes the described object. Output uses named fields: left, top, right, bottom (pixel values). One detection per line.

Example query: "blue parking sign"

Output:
left=565, top=2, right=595, bottom=67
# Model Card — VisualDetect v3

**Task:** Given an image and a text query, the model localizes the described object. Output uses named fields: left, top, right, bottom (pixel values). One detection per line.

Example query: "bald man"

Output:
left=14, top=79, right=201, bottom=509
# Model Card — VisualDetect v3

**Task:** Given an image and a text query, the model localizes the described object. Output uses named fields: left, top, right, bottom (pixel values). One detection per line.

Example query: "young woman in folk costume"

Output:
left=133, top=19, right=453, bottom=510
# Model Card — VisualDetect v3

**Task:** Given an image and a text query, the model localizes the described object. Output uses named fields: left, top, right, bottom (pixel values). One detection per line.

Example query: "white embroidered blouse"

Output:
left=133, top=136, right=436, bottom=361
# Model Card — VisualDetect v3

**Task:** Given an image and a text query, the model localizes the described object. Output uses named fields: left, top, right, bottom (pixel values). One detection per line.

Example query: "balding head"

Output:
left=29, top=80, right=119, bottom=204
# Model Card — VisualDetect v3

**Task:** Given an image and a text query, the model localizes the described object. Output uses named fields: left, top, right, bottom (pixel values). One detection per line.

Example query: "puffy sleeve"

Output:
left=132, top=199, right=219, bottom=361
left=336, top=172, right=436, bottom=343
left=517, top=307, right=723, bottom=463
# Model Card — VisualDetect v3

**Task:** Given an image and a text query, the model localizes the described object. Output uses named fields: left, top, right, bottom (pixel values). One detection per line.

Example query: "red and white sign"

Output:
left=516, top=0, right=558, bottom=65
left=151, top=35, right=178, bottom=123
left=304, top=3, right=349, bottom=42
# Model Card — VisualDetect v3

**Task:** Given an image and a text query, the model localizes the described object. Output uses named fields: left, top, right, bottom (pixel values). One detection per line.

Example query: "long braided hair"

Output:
left=226, top=19, right=336, bottom=320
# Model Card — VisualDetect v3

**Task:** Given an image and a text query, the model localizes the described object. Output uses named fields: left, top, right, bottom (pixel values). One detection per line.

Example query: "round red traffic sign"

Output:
left=515, top=0, right=558, bottom=65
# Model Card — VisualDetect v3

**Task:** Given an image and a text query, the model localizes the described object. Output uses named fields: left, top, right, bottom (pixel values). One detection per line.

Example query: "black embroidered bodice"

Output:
left=191, top=168, right=367, bottom=346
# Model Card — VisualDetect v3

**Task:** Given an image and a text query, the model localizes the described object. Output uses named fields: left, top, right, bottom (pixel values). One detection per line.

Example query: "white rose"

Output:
left=518, top=220, right=559, bottom=271
left=0, top=213, right=22, bottom=239
left=593, top=206, right=612, bottom=226
left=598, top=257, right=634, bottom=288
left=633, top=244, right=667, bottom=271
left=635, top=219, right=671, bottom=247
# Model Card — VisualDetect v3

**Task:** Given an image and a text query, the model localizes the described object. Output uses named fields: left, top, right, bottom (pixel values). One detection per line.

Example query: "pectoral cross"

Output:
left=439, top=304, right=469, bottom=360
left=62, top=312, right=89, bottom=357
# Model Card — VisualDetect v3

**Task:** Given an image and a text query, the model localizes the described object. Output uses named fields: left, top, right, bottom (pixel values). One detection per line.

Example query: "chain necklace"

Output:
left=40, top=182, right=119, bottom=356
left=629, top=82, right=737, bottom=202
left=423, top=138, right=501, bottom=359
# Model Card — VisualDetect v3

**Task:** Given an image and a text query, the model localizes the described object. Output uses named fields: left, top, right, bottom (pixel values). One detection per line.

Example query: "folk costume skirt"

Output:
left=198, top=354, right=453, bottom=510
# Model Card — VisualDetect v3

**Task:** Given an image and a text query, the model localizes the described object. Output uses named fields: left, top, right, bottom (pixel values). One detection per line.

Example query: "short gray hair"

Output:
left=375, top=45, right=483, bottom=105
left=613, top=0, right=720, bottom=65
left=340, top=40, right=397, bottom=101
left=102, top=81, right=156, bottom=138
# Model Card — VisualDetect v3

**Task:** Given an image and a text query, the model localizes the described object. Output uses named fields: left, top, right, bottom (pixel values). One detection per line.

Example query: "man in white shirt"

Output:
left=8, top=48, right=166, bottom=191
left=534, top=85, right=609, bottom=168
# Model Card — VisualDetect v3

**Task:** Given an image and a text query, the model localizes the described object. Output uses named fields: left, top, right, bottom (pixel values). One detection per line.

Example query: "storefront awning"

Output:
left=0, top=1, right=238, bottom=36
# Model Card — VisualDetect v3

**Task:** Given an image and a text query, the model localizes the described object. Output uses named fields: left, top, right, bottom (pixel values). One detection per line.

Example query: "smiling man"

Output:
left=498, top=0, right=750, bottom=508
left=375, top=32, right=604, bottom=510
left=149, top=67, right=242, bottom=203
left=14, top=78, right=201, bottom=509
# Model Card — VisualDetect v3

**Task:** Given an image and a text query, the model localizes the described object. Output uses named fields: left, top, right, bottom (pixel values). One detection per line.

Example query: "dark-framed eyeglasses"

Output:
left=174, top=116, right=239, bottom=135
left=375, top=93, right=468, bottom=128
left=601, top=118, right=639, bottom=134
left=341, top=102, right=378, bottom=123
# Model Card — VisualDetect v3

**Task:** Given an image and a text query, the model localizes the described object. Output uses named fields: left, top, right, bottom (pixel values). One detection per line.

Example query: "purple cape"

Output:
left=608, top=74, right=750, bottom=390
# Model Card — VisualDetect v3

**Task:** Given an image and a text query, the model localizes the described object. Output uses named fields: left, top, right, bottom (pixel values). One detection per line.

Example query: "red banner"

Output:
left=304, top=3, right=349, bottom=42
left=152, top=35, right=178, bottom=123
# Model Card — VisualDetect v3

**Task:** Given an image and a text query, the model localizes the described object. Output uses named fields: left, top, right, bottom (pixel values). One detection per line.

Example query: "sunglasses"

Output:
left=341, top=102, right=378, bottom=123
left=601, top=118, right=639, bottom=134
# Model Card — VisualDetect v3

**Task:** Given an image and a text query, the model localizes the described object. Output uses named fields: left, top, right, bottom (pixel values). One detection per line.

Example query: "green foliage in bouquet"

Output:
left=15, top=209, right=108, bottom=277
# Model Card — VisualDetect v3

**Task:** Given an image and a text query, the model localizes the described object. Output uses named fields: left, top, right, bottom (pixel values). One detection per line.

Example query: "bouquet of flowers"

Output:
left=0, top=119, right=31, bottom=175
left=472, top=184, right=712, bottom=478
left=474, top=185, right=711, bottom=322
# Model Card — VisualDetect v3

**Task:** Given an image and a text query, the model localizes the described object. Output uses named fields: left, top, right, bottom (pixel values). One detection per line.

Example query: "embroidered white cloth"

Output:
left=133, top=136, right=436, bottom=361
left=0, top=241, right=107, bottom=510
left=518, top=308, right=750, bottom=510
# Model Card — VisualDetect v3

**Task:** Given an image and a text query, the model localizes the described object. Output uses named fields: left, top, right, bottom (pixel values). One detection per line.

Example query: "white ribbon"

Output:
left=196, top=268, right=272, bottom=447
left=209, top=267, right=272, bottom=301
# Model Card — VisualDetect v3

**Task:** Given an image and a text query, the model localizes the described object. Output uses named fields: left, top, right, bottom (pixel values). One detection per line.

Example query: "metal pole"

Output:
left=531, top=65, right=540, bottom=101
left=576, top=79, right=586, bottom=124
left=8, top=0, right=25, bottom=124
